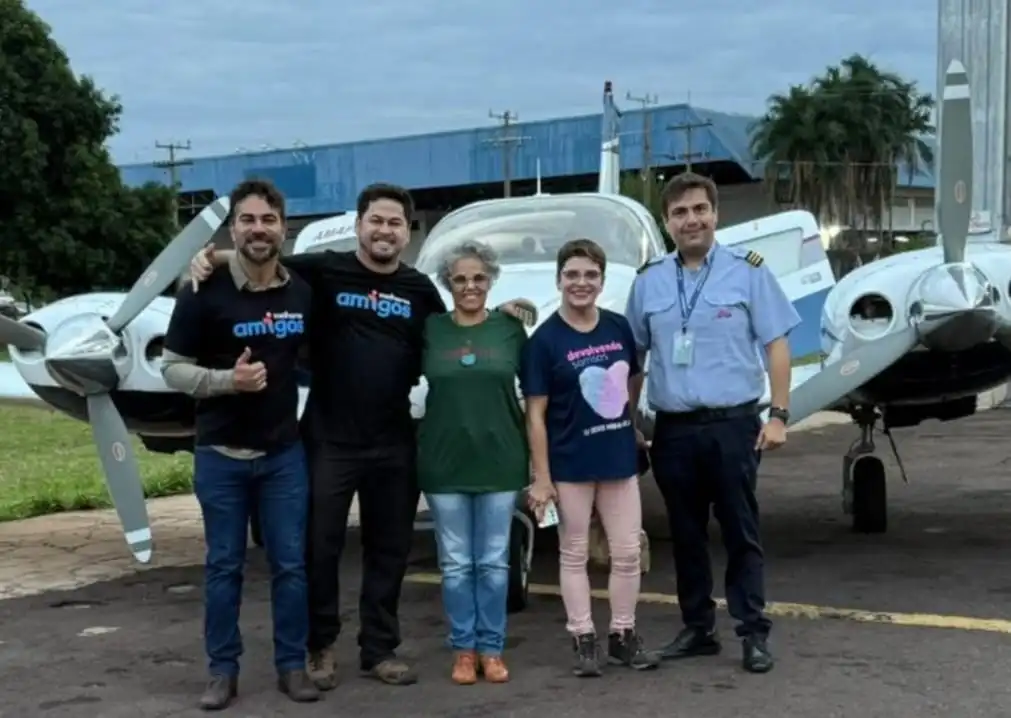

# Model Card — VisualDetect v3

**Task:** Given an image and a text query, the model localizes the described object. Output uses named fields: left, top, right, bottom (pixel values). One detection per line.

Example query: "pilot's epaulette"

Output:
left=636, top=256, right=664, bottom=275
left=732, top=248, right=764, bottom=268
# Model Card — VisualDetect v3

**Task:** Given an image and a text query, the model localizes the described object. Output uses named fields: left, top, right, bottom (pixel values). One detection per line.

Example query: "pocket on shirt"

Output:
left=644, top=299, right=680, bottom=337
left=701, top=287, right=749, bottom=330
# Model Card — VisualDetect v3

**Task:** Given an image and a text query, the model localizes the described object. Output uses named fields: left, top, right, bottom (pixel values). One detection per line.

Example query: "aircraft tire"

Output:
left=507, top=516, right=530, bottom=613
left=851, top=456, right=887, bottom=534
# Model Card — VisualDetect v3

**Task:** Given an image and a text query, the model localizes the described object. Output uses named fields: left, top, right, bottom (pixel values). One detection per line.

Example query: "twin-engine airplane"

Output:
left=0, top=80, right=833, bottom=563
left=779, top=59, right=1011, bottom=533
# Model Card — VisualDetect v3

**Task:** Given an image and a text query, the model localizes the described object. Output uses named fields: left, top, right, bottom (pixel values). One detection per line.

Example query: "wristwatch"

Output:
left=768, top=406, right=790, bottom=424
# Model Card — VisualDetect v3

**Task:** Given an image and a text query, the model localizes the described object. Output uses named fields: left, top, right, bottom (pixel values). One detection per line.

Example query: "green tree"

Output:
left=0, top=0, right=178, bottom=301
left=619, top=168, right=674, bottom=251
left=749, top=54, right=934, bottom=255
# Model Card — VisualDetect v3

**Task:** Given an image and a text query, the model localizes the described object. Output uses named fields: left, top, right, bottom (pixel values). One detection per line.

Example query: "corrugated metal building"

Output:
left=117, top=102, right=938, bottom=245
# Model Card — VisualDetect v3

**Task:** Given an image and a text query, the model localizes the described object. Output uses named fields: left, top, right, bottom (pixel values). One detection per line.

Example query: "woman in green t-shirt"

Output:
left=417, top=239, right=530, bottom=686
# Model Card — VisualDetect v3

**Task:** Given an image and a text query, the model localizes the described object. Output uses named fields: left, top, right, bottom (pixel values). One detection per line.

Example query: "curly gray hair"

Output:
left=435, top=239, right=502, bottom=290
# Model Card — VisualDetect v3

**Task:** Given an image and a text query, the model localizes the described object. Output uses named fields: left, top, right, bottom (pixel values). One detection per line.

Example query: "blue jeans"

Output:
left=193, top=442, right=310, bottom=677
left=426, top=491, right=518, bottom=655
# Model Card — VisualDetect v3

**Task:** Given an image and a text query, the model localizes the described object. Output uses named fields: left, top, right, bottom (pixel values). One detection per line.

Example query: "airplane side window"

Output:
left=737, top=228, right=803, bottom=278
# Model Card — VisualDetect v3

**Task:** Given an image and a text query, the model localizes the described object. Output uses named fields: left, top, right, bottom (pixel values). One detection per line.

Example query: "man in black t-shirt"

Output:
left=162, top=179, right=319, bottom=710
left=189, top=183, right=530, bottom=690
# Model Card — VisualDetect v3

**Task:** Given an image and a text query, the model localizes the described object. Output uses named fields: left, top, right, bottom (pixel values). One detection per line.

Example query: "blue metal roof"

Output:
left=118, top=104, right=936, bottom=216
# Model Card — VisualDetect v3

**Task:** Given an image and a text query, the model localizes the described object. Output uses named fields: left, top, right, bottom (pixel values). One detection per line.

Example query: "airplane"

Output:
left=776, top=59, right=1011, bottom=535
left=0, top=80, right=832, bottom=582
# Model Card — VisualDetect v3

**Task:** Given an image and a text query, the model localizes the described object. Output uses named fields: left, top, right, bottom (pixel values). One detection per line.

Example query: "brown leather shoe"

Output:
left=277, top=669, right=321, bottom=702
left=199, top=675, right=237, bottom=711
left=479, top=654, right=509, bottom=683
left=451, top=650, right=478, bottom=685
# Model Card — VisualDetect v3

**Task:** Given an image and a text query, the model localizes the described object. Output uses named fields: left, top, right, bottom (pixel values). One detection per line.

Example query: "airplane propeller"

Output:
left=0, top=316, right=46, bottom=351
left=787, top=59, right=974, bottom=427
left=1, top=198, right=230, bottom=563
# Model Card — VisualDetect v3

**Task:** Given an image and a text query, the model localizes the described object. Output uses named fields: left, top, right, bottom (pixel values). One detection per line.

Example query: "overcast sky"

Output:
left=24, top=0, right=937, bottom=165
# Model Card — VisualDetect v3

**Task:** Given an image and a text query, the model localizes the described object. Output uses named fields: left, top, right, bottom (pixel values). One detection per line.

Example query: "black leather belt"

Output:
left=655, top=400, right=758, bottom=425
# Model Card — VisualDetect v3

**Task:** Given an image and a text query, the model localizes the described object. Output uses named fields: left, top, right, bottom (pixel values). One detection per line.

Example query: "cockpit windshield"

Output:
left=415, top=195, right=649, bottom=274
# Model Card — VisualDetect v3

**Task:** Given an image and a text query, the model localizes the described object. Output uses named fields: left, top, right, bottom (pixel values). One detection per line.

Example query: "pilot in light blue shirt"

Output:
left=624, top=241, right=800, bottom=413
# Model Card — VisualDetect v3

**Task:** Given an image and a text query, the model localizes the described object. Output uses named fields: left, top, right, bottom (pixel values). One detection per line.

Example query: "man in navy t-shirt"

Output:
left=521, top=238, right=660, bottom=677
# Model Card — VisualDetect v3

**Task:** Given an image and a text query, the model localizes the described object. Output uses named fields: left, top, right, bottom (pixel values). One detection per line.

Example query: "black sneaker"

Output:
left=607, top=629, right=661, bottom=670
left=571, top=633, right=602, bottom=677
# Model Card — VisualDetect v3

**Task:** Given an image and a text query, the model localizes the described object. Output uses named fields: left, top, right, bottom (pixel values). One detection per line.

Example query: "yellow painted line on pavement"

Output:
left=405, top=572, right=1011, bottom=635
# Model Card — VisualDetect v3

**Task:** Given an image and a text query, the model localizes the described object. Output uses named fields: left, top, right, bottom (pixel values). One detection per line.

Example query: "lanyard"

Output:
left=675, top=260, right=712, bottom=333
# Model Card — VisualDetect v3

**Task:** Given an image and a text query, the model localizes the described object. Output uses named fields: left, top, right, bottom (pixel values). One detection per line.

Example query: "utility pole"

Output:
left=483, top=111, right=530, bottom=198
left=666, top=93, right=712, bottom=173
left=154, top=140, right=193, bottom=228
left=626, top=90, right=659, bottom=206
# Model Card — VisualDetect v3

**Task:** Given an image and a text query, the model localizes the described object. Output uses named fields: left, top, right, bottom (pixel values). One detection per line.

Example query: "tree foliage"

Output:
left=619, top=168, right=674, bottom=251
left=749, top=54, right=934, bottom=252
left=0, top=0, right=178, bottom=301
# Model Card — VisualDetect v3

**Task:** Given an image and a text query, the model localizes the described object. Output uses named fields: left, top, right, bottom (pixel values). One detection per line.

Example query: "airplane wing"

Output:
left=0, top=360, right=44, bottom=405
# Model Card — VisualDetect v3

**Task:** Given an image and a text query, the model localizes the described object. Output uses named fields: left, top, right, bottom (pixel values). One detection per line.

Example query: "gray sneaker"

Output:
left=607, top=629, right=661, bottom=670
left=571, top=633, right=602, bottom=677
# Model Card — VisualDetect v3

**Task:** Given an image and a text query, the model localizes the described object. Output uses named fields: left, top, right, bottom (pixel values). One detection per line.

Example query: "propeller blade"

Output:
left=86, top=392, right=153, bottom=563
left=788, top=326, right=921, bottom=426
left=106, top=196, right=230, bottom=334
left=938, top=59, right=974, bottom=265
left=0, top=315, right=45, bottom=351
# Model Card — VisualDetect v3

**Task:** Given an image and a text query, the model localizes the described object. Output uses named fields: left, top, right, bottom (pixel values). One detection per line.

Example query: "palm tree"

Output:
left=749, top=54, right=934, bottom=256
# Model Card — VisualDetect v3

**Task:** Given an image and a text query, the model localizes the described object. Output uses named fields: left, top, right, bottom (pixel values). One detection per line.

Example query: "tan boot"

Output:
left=479, top=654, right=510, bottom=683
left=307, top=644, right=338, bottom=691
left=451, top=650, right=478, bottom=685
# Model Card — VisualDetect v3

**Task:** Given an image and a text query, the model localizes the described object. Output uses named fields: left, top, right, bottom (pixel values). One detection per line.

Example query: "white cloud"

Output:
left=24, top=0, right=937, bottom=164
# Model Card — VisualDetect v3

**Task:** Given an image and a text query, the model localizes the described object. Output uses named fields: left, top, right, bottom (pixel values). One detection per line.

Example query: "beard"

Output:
left=239, top=240, right=280, bottom=265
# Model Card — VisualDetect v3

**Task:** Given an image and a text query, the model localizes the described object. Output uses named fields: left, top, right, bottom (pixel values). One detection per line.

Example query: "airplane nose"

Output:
left=914, top=262, right=992, bottom=318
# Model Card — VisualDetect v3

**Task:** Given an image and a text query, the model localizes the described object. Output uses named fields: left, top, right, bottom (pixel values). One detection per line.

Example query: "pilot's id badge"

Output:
left=673, top=330, right=695, bottom=366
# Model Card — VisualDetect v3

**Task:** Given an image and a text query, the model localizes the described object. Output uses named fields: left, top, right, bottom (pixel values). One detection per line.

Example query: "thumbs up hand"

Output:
left=232, top=347, right=267, bottom=392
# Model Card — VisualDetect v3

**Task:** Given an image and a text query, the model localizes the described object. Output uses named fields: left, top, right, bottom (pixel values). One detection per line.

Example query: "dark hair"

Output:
left=659, top=172, right=718, bottom=217
left=556, top=238, right=607, bottom=278
left=356, top=182, right=414, bottom=223
left=228, top=178, right=286, bottom=223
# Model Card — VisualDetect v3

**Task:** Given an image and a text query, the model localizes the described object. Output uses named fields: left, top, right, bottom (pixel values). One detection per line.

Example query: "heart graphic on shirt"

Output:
left=578, top=360, right=630, bottom=420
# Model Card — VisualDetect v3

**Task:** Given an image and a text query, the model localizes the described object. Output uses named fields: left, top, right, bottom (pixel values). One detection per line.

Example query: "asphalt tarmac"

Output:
left=4, top=409, right=1011, bottom=717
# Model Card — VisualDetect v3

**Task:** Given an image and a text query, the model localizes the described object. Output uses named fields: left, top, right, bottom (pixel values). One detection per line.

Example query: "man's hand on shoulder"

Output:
left=190, top=244, right=230, bottom=292
left=497, top=298, right=538, bottom=328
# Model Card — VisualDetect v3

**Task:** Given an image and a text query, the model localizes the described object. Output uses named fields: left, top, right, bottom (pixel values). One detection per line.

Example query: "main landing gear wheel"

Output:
left=848, top=456, right=887, bottom=534
left=507, top=512, right=535, bottom=614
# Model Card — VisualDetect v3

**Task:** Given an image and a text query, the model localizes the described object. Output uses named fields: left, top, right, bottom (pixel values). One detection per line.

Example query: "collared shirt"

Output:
left=624, top=241, right=800, bottom=412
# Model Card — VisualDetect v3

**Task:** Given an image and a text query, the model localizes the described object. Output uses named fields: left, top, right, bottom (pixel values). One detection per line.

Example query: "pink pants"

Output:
left=556, top=477, right=642, bottom=636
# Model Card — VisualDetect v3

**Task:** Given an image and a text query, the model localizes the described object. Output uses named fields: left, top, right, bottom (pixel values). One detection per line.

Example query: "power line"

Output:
left=483, top=111, right=531, bottom=198
left=154, top=141, right=193, bottom=229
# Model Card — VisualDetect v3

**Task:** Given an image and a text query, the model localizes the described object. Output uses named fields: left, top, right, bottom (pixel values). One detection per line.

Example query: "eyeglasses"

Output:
left=450, top=273, right=490, bottom=287
left=560, top=269, right=602, bottom=282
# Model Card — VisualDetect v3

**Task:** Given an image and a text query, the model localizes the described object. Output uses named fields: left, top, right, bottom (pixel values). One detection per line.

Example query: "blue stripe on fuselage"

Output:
left=788, top=286, right=831, bottom=359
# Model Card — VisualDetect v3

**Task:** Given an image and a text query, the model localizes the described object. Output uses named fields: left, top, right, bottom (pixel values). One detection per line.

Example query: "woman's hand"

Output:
left=527, top=477, right=557, bottom=519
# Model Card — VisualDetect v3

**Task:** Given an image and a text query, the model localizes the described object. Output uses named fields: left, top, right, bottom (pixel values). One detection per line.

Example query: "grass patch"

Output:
left=0, top=346, right=8, bottom=362
left=0, top=403, right=193, bottom=522
left=792, top=352, right=823, bottom=367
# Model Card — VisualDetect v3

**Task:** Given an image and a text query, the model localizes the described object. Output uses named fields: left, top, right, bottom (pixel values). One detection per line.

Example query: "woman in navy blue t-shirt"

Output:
left=520, top=238, right=660, bottom=677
